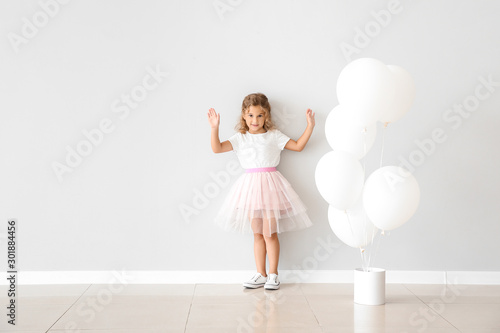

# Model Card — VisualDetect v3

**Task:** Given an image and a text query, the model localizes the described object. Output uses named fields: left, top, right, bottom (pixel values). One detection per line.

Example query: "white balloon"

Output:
left=325, top=105, right=377, bottom=159
left=315, top=151, right=365, bottom=210
left=363, top=166, right=421, bottom=231
left=328, top=199, right=378, bottom=248
left=379, top=65, right=416, bottom=123
left=337, top=58, right=396, bottom=125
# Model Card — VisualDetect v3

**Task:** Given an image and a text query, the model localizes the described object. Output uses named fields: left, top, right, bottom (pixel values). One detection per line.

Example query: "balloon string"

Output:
left=368, top=122, right=389, bottom=266
left=345, top=210, right=356, bottom=241
left=362, top=127, right=367, bottom=179
left=379, top=122, right=389, bottom=168
left=362, top=128, right=368, bottom=262
left=346, top=210, right=366, bottom=272
left=370, top=229, right=385, bottom=270
left=361, top=250, right=367, bottom=272
left=366, top=217, right=377, bottom=269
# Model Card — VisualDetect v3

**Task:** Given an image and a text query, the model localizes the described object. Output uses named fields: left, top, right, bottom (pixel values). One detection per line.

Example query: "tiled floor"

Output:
left=1, top=283, right=499, bottom=332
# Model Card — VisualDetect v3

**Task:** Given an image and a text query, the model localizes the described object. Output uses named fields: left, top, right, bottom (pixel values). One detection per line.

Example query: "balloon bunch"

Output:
left=315, top=58, right=421, bottom=271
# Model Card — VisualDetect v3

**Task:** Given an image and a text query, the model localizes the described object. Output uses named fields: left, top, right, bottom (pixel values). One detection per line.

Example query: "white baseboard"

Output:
left=445, top=271, right=500, bottom=285
left=3, top=270, right=499, bottom=285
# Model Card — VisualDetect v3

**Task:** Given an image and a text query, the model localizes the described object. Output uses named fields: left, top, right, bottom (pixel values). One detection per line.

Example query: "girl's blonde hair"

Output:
left=236, top=93, right=277, bottom=133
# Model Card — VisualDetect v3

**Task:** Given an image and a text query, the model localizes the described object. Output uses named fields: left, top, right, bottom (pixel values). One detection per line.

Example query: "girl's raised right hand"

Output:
left=207, top=108, right=220, bottom=128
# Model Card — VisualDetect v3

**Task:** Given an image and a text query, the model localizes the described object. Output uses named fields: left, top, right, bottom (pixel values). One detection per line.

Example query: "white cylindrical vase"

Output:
left=354, top=268, right=385, bottom=305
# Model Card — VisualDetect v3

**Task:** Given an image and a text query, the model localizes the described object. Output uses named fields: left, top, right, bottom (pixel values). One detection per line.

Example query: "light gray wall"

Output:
left=0, top=0, right=499, bottom=273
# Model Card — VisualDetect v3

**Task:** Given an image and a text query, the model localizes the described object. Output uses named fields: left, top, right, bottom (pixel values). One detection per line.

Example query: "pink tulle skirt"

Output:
left=215, top=170, right=313, bottom=237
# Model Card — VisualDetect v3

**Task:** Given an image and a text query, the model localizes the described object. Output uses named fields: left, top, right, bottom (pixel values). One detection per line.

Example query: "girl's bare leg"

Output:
left=251, top=218, right=267, bottom=277
left=263, top=216, right=279, bottom=275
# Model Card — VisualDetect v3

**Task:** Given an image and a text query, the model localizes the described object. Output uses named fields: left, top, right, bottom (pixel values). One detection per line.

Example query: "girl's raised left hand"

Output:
left=306, top=109, right=315, bottom=128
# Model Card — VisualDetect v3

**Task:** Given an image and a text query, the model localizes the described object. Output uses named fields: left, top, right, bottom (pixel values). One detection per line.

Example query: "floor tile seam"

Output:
left=419, top=300, right=500, bottom=305
left=301, top=289, right=324, bottom=327
left=379, top=285, right=464, bottom=332
left=190, top=294, right=310, bottom=305
left=191, top=290, right=266, bottom=296
left=304, top=296, right=428, bottom=304
left=402, top=284, right=429, bottom=305
left=290, top=282, right=307, bottom=296
left=402, top=285, right=500, bottom=305
left=183, top=284, right=198, bottom=333
left=183, top=324, right=325, bottom=331
left=412, top=295, right=464, bottom=332
left=318, top=325, right=464, bottom=331
left=190, top=300, right=281, bottom=305
left=69, top=296, right=194, bottom=303
left=44, top=284, right=93, bottom=333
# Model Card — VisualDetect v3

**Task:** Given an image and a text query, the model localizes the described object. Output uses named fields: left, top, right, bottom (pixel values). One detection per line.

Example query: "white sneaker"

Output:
left=264, top=273, right=280, bottom=290
left=243, top=273, right=267, bottom=289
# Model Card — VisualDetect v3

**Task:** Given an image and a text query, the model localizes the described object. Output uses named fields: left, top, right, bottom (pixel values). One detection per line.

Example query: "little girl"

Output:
left=207, top=93, right=315, bottom=290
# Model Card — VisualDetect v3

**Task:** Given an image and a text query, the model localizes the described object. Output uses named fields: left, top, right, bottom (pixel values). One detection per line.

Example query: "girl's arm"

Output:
left=284, top=109, right=315, bottom=152
left=208, top=108, right=233, bottom=153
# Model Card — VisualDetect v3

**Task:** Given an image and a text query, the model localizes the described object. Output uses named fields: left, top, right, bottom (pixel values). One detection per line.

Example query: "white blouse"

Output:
left=228, top=130, right=291, bottom=169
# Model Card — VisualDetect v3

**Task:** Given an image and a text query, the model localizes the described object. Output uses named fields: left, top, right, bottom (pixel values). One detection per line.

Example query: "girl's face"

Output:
left=244, top=105, right=267, bottom=134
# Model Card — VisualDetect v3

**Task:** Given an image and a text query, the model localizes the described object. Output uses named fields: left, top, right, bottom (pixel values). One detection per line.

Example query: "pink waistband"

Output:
left=245, top=167, right=277, bottom=173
